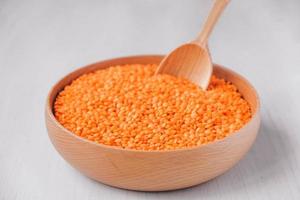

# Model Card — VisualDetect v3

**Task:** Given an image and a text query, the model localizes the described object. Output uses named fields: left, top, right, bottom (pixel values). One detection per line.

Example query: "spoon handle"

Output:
left=194, top=0, right=230, bottom=46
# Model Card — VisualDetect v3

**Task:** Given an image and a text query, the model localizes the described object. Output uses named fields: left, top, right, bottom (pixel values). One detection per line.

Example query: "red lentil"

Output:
left=54, top=64, right=252, bottom=150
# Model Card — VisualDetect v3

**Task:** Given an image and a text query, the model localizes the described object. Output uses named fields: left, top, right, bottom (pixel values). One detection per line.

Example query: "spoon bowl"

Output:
left=157, top=43, right=212, bottom=90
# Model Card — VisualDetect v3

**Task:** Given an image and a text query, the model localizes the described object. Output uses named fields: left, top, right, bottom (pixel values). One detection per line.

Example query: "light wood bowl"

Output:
left=45, top=55, right=260, bottom=191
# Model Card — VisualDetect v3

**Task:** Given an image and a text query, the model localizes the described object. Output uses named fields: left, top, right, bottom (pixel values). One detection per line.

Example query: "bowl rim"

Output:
left=46, top=54, right=260, bottom=153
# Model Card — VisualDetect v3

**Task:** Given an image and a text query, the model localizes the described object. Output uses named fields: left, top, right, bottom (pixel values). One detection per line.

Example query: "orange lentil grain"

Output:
left=54, top=64, right=252, bottom=150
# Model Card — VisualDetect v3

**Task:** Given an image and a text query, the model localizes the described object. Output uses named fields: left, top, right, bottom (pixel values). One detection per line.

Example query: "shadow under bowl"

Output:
left=45, top=55, right=260, bottom=191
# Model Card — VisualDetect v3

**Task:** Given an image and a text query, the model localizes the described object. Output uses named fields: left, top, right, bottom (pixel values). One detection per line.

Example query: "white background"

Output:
left=1, top=0, right=300, bottom=199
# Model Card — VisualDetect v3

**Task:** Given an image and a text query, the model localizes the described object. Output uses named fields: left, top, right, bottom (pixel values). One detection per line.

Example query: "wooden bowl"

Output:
left=45, top=55, right=260, bottom=191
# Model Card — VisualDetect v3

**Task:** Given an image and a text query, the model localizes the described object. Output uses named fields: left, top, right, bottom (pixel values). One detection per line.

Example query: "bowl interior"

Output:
left=48, top=55, right=259, bottom=119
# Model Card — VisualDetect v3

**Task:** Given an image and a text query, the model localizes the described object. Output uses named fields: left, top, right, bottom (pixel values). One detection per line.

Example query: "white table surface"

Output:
left=1, top=0, right=300, bottom=199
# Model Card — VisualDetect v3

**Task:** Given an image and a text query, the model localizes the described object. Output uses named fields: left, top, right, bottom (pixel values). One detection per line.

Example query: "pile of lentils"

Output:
left=54, top=64, right=252, bottom=150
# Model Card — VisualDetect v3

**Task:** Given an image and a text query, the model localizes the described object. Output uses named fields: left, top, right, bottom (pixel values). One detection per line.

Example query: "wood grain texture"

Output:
left=1, top=0, right=300, bottom=199
left=45, top=55, right=260, bottom=191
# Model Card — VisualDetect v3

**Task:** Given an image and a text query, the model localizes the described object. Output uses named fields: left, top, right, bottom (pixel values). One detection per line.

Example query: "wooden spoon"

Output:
left=155, top=0, right=230, bottom=90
